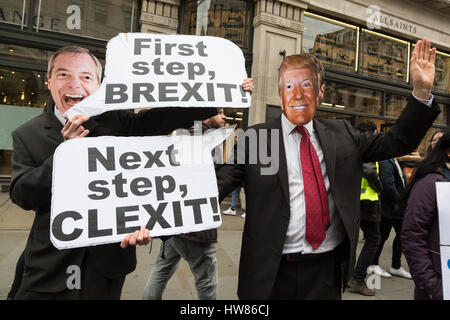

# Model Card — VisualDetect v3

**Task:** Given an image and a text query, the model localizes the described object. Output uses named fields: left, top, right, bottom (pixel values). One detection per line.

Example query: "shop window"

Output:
left=94, top=3, right=107, bottom=25
left=303, top=13, right=358, bottom=72
left=321, top=81, right=382, bottom=115
left=434, top=103, right=448, bottom=125
left=315, top=110, right=354, bottom=126
left=32, top=0, right=138, bottom=40
left=0, top=67, right=48, bottom=175
left=360, top=29, right=409, bottom=83
left=0, top=0, right=28, bottom=27
left=434, top=51, right=450, bottom=94
left=385, top=93, right=408, bottom=118
left=180, top=0, right=253, bottom=56
left=0, top=43, right=53, bottom=65
left=180, top=0, right=253, bottom=128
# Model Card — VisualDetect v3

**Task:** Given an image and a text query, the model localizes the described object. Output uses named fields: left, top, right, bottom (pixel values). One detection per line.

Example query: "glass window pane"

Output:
left=0, top=0, right=27, bottom=27
left=34, top=0, right=138, bottom=40
left=434, top=104, right=447, bottom=125
left=435, top=52, right=450, bottom=94
left=0, top=67, right=48, bottom=109
left=360, top=30, right=408, bottom=82
left=321, top=81, right=382, bottom=114
left=303, top=14, right=357, bottom=72
left=0, top=43, right=53, bottom=65
left=385, top=93, right=408, bottom=118
left=0, top=67, right=48, bottom=163
left=180, top=0, right=253, bottom=55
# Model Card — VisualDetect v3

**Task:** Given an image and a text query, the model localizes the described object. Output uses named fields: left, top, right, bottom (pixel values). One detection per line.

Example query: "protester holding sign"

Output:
left=142, top=110, right=227, bottom=300
left=216, top=38, right=440, bottom=299
left=8, top=44, right=226, bottom=300
left=401, top=129, right=450, bottom=300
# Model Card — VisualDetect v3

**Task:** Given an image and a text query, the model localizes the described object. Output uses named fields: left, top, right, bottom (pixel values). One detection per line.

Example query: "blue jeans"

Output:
left=143, top=237, right=217, bottom=300
left=231, top=187, right=240, bottom=209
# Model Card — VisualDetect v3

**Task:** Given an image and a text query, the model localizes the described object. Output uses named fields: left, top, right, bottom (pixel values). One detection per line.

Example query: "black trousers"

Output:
left=372, top=217, right=403, bottom=269
left=352, top=220, right=381, bottom=282
left=270, top=249, right=342, bottom=300
left=15, top=252, right=126, bottom=300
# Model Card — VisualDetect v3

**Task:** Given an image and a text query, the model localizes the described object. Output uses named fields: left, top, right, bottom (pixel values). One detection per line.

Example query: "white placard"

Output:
left=436, top=182, right=450, bottom=246
left=65, top=33, right=250, bottom=118
left=440, top=246, right=450, bottom=300
left=436, top=182, right=450, bottom=299
left=50, top=127, right=233, bottom=249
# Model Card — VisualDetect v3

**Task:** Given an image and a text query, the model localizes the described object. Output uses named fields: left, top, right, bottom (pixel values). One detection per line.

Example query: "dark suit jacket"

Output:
left=10, top=105, right=216, bottom=293
left=379, top=158, right=407, bottom=219
left=216, top=95, right=440, bottom=299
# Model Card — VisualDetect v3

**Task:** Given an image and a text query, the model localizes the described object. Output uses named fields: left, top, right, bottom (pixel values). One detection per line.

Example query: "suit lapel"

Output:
left=43, top=106, right=104, bottom=142
left=314, top=119, right=336, bottom=188
left=269, top=116, right=290, bottom=205
left=43, top=109, right=64, bottom=144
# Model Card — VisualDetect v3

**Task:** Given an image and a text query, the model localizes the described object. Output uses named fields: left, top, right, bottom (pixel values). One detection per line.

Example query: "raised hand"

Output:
left=243, top=78, right=254, bottom=94
left=410, top=38, right=436, bottom=100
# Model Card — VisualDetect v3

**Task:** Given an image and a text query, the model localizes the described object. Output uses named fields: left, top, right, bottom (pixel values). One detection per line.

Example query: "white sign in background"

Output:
left=66, top=33, right=250, bottom=118
left=435, top=182, right=450, bottom=300
left=50, top=127, right=234, bottom=249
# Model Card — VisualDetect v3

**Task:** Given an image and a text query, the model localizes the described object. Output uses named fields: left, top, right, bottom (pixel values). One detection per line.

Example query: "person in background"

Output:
left=427, top=130, right=444, bottom=155
left=401, top=129, right=450, bottom=300
left=143, top=88, right=253, bottom=300
left=347, top=122, right=382, bottom=296
left=223, top=186, right=245, bottom=217
left=397, top=150, right=423, bottom=184
left=368, top=157, right=411, bottom=279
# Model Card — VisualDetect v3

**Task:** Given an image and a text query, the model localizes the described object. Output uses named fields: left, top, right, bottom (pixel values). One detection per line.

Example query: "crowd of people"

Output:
left=5, top=36, right=448, bottom=300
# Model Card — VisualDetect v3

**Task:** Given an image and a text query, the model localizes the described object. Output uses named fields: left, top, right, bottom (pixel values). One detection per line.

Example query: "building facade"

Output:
left=0, top=0, right=449, bottom=177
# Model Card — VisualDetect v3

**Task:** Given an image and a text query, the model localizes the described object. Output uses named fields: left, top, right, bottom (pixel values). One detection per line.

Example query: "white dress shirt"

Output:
left=54, top=107, right=66, bottom=125
left=281, top=114, right=345, bottom=254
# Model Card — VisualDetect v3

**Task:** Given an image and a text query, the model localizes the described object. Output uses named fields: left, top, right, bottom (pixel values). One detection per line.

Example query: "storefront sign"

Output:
left=51, top=127, right=233, bottom=249
left=366, top=5, right=417, bottom=35
left=65, top=33, right=250, bottom=118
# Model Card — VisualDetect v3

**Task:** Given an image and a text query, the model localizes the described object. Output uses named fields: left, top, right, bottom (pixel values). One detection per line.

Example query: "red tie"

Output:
left=296, top=126, right=330, bottom=249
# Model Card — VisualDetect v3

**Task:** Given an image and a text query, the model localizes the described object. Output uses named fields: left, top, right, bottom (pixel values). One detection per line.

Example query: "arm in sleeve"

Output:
left=118, top=107, right=218, bottom=136
left=9, top=131, right=53, bottom=211
left=362, top=162, right=382, bottom=193
left=215, top=140, right=246, bottom=203
left=401, top=177, right=442, bottom=300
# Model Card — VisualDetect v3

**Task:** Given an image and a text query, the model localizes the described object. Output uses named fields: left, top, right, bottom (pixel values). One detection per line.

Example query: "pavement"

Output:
left=0, top=191, right=415, bottom=300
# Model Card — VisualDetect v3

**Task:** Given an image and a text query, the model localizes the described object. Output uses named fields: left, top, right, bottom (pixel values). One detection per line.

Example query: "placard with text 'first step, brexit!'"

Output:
left=65, top=33, right=250, bottom=118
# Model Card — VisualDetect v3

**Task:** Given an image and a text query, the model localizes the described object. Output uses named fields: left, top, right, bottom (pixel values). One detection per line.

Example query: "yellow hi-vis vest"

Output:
left=360, top=162, right=379, bottom=201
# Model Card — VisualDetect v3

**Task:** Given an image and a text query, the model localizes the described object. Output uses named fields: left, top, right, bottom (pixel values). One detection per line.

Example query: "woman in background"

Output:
left=401, top=130, right=450, bottom=300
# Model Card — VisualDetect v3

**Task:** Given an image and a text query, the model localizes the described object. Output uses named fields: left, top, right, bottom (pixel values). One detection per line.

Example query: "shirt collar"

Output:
left=281, top=113, right=314, bottom=135
left=54, top=106, right=66, bottom=125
